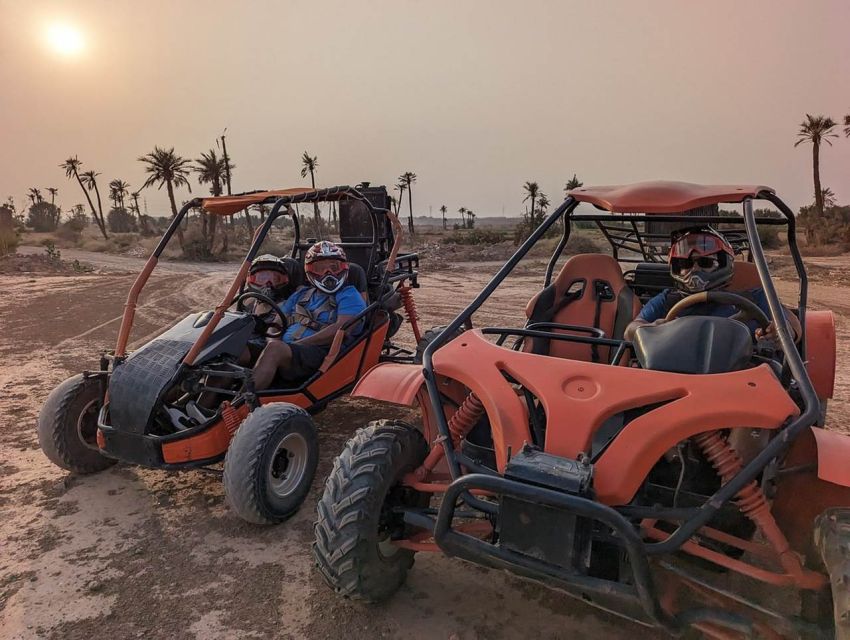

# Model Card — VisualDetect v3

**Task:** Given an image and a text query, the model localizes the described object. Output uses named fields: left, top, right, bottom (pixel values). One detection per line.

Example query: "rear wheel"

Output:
left=814, top=508, right=850, bottom=639
left=313, top=420, right=428, bottom=602
left=223, top=403, right=318, bottom=524
left=37, top=374, right=116, bottom=474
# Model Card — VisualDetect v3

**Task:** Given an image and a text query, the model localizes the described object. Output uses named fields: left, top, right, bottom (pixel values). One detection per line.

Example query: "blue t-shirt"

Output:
left=281, top=285, right=366, bottom=343
left=638, top=287, right=771, bottom=334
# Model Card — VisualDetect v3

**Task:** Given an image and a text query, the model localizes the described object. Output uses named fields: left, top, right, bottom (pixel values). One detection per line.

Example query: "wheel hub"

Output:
left=267, top=432, right=309, bottom=498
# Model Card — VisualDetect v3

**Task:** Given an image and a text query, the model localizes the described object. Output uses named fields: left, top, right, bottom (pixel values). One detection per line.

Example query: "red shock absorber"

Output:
left=693, top=431, right=813, bottom=583
left=415, top=392, right=485, bottom=480
left=398, top=285, right=422, bottom=343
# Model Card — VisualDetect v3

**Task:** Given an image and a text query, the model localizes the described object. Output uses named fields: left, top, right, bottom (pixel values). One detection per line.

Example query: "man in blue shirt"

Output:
left=252, top=241, right=367, bottom=389
left=624, top=227, right=800, bottom=342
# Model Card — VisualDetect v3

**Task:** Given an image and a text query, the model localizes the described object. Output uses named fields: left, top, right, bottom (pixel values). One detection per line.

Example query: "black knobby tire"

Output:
left=414, top=325, right=464, bottom=364
left=814, top=508, right=850, bottom=639
left=313, top=420, right=428, bottom=602
left=223, top=403, right=318, bottom=525
left=37, top=374, right=116, bottom=474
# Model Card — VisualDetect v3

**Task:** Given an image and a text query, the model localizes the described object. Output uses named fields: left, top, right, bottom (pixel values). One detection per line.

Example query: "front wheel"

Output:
left=223, top=403, right=318, bottom=524
left=37, top=374, right=116, bottom=474
left=814, top=508, right=850, bottom=639
left=313, top=420, right=428, bottom=602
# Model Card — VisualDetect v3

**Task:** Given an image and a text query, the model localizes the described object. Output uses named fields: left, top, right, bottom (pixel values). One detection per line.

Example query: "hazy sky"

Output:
left=1, top=0, right=849, bottom=218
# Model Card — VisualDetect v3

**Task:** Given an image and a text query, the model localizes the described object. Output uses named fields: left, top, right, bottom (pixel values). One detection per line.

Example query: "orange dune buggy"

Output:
left=314, top=181, right=848, bottom=638
left=38, top=185, right=426, bottom=524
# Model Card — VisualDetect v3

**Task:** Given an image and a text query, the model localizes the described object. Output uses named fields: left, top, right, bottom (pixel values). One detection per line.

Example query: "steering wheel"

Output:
left=231, top=291, right=288, bottom=336
left=664, top=291, right=771, bottom=330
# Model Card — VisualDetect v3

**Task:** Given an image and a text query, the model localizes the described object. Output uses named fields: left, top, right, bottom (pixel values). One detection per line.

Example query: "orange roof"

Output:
left=567, top=181, right=774, bottom=214
left=201, top=188, right=315, bottom=216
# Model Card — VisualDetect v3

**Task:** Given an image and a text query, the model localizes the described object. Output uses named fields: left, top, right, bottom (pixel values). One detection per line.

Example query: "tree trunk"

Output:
left=812, top=143, right=823, bottom=245
left=92, top=182, right=108, bottom=237
left=310, top=171, right=321, bottom=234
left=442, top=213, right=446, bottom=230
left=207, top=214, right=217, bottom=254
left=166, top=180, right=185, bottom=250
left=243, top=208, right=254, bottom=236
left=75, top=172, right=107, bottom=239
left=407, top=185, right=415, bottom=236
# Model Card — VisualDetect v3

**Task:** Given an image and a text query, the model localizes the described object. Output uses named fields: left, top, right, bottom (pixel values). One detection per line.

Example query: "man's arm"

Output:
left=624, top=291, right=670, bottom=341
left=295, top=315, right=355, bottom=347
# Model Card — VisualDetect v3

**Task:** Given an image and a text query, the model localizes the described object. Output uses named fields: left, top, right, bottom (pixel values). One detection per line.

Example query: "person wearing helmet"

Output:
left=243, top=254, right=302, bottom=344
left=251, top=241, right=367, bottom=390
left=624, top=226, right=801, bottom=342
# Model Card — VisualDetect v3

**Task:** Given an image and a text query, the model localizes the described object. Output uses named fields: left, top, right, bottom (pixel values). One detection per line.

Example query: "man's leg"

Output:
left=252, top=340, right=294, bottom=390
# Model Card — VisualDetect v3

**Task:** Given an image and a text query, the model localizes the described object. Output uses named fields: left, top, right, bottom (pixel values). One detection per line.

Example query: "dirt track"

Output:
left=1, top=248, right=849, bottom=639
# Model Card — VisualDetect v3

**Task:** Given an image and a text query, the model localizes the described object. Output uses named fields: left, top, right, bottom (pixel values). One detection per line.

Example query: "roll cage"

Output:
left=113, top=185, right=418, bottom=364
left=419, top=182, right=819, bottom=556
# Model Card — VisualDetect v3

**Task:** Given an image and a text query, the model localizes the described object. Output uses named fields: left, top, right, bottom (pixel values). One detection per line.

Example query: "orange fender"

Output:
left=805, top=310, right=836, bottom=400
left=810, top=427, right=850, bottom=488
left=352, top=362, right=425, bottom=406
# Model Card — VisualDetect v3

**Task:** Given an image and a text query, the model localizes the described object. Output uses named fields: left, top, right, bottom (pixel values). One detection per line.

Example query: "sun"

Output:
left=45, top=22, right=85, bottom=57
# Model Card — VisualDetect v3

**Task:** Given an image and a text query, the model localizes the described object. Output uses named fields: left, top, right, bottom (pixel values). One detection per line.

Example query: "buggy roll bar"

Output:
left=114, top=186, right=397, bottom=362
left=420, top=190, right=821, bottom=555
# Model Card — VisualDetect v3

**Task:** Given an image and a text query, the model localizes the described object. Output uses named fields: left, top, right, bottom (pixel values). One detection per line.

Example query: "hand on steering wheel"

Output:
left=664, top=291, right=771, bottom=331
left=232, top=291, right=288, bottom=338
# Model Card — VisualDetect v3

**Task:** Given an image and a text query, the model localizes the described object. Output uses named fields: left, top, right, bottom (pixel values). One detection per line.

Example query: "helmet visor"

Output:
left=670, top=232, right=732, bottom=260
left=306, top=258, right=346, bottom=277
left=248, top=269, right=288, bottom=288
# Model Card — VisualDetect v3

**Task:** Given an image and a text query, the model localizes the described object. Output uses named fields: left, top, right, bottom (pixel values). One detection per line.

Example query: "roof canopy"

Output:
left=567, top=181, right=775, bottom=214
left=201, top=186, right=359, bottom=216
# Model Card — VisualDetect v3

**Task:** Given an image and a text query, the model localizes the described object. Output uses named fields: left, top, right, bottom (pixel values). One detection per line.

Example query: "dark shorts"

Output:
left=278, top=343, right=329, bottom=382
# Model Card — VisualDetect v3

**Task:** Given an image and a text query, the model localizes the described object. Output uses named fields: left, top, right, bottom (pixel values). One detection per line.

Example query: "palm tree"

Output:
left=537, top=193, right=550, bottom=221
left=393, top=183, right=406, bottom=216
left=794, top=115, right=838, bottom=233
left=60, top=157, right=107, bottom=238
left=458, top=207, right=467, bottom=227
left=27, top=188, right=43, bottom=205
left=398, top=171, right=418, bottom=235
left=80, top=170, right=108, bottom=237
left=300, top=151, right=321, bottom=229
left=844, top=109, right=850, bottom=138
left=466, top=209, right=476, bottom=229
left=46, top=187, right=59, bottom=205
left=564, top=174, right=583, bottom=194
left=439, top=204, right=448, bottom=230
left=194, top=149, right=229, bottom=252
left=129, top=190, right=147, bottom=232
left=522, top=181, right=540, bottom=226
left=138, top=146, right=192, bottom=249
left=108, top=179, right=130, bottom=210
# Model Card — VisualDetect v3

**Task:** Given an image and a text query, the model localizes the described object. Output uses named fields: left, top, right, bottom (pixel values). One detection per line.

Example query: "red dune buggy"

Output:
left=314, top=181, right=848, bottom=638
left=38, top=185, right=426, bottom=524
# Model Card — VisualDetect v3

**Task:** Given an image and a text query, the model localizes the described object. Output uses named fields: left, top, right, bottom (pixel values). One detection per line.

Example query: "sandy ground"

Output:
left=1, top=246, right=849, bottom=639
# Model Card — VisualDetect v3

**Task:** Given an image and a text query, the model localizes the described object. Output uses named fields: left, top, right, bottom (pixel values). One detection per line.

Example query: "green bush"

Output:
left=444, top=229, right=510, bottom=245
left=27, top=202, right=61, bottom=232
left=107, top=207, right=137, bottom=233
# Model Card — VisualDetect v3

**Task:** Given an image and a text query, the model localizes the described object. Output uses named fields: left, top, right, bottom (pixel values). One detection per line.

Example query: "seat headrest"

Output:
left=728, top=260, right=761, bottom=291
left=551, top=254, right=626, bottom=298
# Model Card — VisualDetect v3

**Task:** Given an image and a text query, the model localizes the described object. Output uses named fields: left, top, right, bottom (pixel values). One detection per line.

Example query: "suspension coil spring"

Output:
left=692, top=431, right=769, bottom=519
left=693, top=430, right=814, bottom=583
left=415, top=392, right=485, bottom=480
left=398, top=285, right=422, bottom=343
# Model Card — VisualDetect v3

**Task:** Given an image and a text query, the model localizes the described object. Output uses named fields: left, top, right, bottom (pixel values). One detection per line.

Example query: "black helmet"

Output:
left=669, top=226, right=735, bottom=294
left=247, top=254, right=301, bottom=301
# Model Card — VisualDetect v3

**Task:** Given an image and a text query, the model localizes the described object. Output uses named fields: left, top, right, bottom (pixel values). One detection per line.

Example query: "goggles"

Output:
left=669, top=231, right=733, bottom=260
left=306, top=259, right=347, bottom=276
left=671, top=255, right=720, bottom=273
left=247, top=269, right=288, bottom=288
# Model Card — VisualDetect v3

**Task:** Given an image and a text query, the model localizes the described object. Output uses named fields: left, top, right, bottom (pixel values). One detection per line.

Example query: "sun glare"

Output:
left=45, top=22, right=85, bottom=57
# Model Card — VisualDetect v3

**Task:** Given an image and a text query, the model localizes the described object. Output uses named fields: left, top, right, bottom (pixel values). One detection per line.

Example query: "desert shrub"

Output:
left=27, top=202, right=61, bottom=232
left=444, top=229, right=509, bottom=245
left=107, top=207, right=137, bottom=233
left=565, top=231, right=605, bottom=254
left=43, top=241, right=61, bottom=262
left=0, top=226, right=18, bottom=255
left=56, top=221, right=83, bottom=243
left=181, top=226, right=213, bottom=260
